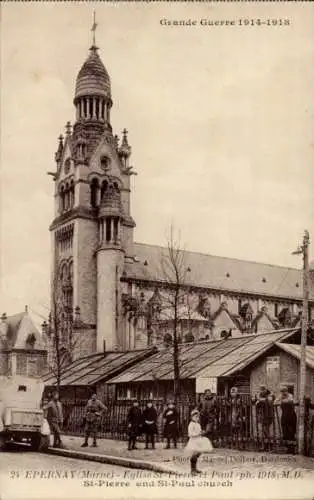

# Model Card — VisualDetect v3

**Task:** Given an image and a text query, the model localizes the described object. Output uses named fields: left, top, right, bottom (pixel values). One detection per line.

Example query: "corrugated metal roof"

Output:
left=108, top=329, right=297, bottom=384
left=122, top=243, right=311, bottom=301
left=44, top=348, right=156, bottom=386
left=162, top=337, right=251, bottom=380
left=198, top=331, right=293, bottom=378
left=275, top=343, right=314, bottom=370
left=43, top=353, right=102, bottom=384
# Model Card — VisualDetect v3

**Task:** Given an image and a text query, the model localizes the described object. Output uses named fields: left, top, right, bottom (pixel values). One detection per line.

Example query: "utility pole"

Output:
left=292, top=230, right=310, bottom=455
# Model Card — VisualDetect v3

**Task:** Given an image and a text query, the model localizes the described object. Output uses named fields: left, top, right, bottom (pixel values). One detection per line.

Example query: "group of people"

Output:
left=127, top=400, right=179, bottom=450
left=43, top=385, right=299, bottom=460
left=127, top=399, right=213, bottom=474
left=255, top=384, right=297, bottom=452
left=198, top=385, right=298, bottom=452
left=43, top=391, right=107, bottom=449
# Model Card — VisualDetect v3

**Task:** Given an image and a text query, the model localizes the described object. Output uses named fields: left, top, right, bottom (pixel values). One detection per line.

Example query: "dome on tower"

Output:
left=74, top=46, right=111, bottom=101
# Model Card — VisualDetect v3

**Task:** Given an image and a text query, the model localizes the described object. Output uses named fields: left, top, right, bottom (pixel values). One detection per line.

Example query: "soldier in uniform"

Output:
left=45, top=391, right=64, bottom=448
left=81, top=393, right=107, bottom=448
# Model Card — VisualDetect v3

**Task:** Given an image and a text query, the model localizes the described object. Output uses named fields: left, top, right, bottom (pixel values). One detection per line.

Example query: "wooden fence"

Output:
left=61, top=397, right=314, bottom=455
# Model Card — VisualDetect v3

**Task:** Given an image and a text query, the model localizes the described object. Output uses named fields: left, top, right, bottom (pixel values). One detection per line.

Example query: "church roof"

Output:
left=0, top=310, right=46, bottom=351
left=75, top=47, right=111, bottom=101
left=123, top=243, right=311, bottom=301
left=108, top=329, right=297, bottom=384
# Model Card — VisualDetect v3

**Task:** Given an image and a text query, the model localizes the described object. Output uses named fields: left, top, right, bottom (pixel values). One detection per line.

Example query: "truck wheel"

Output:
left=0, top=435, right=6, bottom=451
left=38, top=435, right=50, bottom=452
left=30, top=435, right=42, bottom=451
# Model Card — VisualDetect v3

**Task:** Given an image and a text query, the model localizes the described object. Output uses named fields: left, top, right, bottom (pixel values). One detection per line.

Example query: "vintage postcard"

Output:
left=1, top=1, right=314, bottom=499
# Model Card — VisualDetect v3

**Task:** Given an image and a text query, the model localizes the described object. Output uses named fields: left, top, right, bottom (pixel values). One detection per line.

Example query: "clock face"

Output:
left=64, top=158, right=71, bottom=174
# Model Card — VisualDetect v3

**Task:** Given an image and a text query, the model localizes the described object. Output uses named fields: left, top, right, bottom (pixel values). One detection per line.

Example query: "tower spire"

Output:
left=91, top=10, right=98, bottom=50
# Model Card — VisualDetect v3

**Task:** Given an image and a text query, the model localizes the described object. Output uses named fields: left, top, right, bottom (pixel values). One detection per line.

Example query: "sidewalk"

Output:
left=48, top=435, right=314, bottom=475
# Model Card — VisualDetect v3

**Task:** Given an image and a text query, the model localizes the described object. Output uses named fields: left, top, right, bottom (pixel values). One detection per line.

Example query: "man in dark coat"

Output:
left=142, top=401, right=158, bottom=449
left=199, top=389, right=218, bottom=441
left=163, top=401, right=179, bottom=449
left=127, top=401, right=142, bottom=450
left=255, top=386, right=274, bottom=450
left=229, top=387, right=245, bottom=442
left=277, top=386, right=297, bottom=454
left=81, top=393, right=107, bottom=448
left=45, top=391, right=64, bottom=448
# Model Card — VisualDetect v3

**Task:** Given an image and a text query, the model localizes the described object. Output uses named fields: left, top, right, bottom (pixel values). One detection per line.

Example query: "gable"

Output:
left=89, top=137, right=123, bottom=180
left=255, top=313, right=275, bottom=333
left=211, top=310, right=241, bottom=337
left=13, top=314, right=46, bottom=350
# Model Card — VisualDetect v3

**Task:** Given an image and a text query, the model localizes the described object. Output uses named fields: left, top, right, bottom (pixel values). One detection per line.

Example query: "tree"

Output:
left=158, top=225, right=191, bottom=403
left=45, top=259, right=81, bottom=394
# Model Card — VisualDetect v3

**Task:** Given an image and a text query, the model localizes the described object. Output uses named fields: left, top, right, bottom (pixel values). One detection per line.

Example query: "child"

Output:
left=163, top=401, right=179, bottom=449
left=185, top=409, right=213, bottom=475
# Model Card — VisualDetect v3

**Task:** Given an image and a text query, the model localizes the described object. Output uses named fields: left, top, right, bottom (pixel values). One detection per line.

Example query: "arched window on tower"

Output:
left=101, top=180, right=108, bottom=202
left=90, top=178, right=99, bottom=208
left=70, top=180, right=75, bottom=208
left=95, top=98, right=100, bottom=120
left=64, top=182, right=69, bottom=211
left=60, top=185, right=65, bottom=213
left=106, top=217, right=112, bottom=242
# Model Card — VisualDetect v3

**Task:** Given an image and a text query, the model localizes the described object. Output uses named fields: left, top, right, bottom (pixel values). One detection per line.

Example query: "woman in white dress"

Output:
left=185, top=409, right=213, bottom=475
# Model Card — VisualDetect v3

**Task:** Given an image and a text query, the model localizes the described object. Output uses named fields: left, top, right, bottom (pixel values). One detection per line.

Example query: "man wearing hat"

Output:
left=163, top=400, right=179, bottom=449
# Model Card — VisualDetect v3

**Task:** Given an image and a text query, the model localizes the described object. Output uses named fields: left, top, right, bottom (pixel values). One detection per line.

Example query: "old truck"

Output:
left=0, top=376, right=50, bottom=451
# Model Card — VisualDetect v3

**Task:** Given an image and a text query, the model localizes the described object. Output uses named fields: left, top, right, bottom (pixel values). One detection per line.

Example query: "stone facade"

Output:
left=48, top=41, right=314, bottom=359
left=0, top=309, right=47, bottom=378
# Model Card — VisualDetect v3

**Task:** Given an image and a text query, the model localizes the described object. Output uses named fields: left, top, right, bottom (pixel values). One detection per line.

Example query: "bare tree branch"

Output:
left=153, top=224, right=191, bottom=402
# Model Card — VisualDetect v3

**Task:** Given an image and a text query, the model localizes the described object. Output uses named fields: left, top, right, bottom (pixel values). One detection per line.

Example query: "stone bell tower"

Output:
left=49, top=26, right=136, bottom=354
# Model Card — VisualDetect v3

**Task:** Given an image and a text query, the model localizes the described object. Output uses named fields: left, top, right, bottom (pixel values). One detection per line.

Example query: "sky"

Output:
left=1, top=2, right=314, bottom=326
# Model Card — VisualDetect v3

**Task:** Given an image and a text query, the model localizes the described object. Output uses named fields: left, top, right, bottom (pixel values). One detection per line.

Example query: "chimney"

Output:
left=103, top=340, right=106, bottom=356
left=1, top=313, right=7, bottom=322
left=25, top=305, right=28, bottom=313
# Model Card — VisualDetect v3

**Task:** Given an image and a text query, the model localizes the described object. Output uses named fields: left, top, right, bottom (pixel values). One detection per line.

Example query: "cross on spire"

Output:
left=91, top=10, right=98, bottom=47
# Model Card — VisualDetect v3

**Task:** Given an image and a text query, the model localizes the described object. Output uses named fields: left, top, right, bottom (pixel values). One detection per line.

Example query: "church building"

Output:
left=49, top=37, right=314, bottom=361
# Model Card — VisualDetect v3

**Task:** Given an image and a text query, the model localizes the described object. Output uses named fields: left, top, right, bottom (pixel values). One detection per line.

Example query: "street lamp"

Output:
left=292, top=230, right=310, bottom=455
